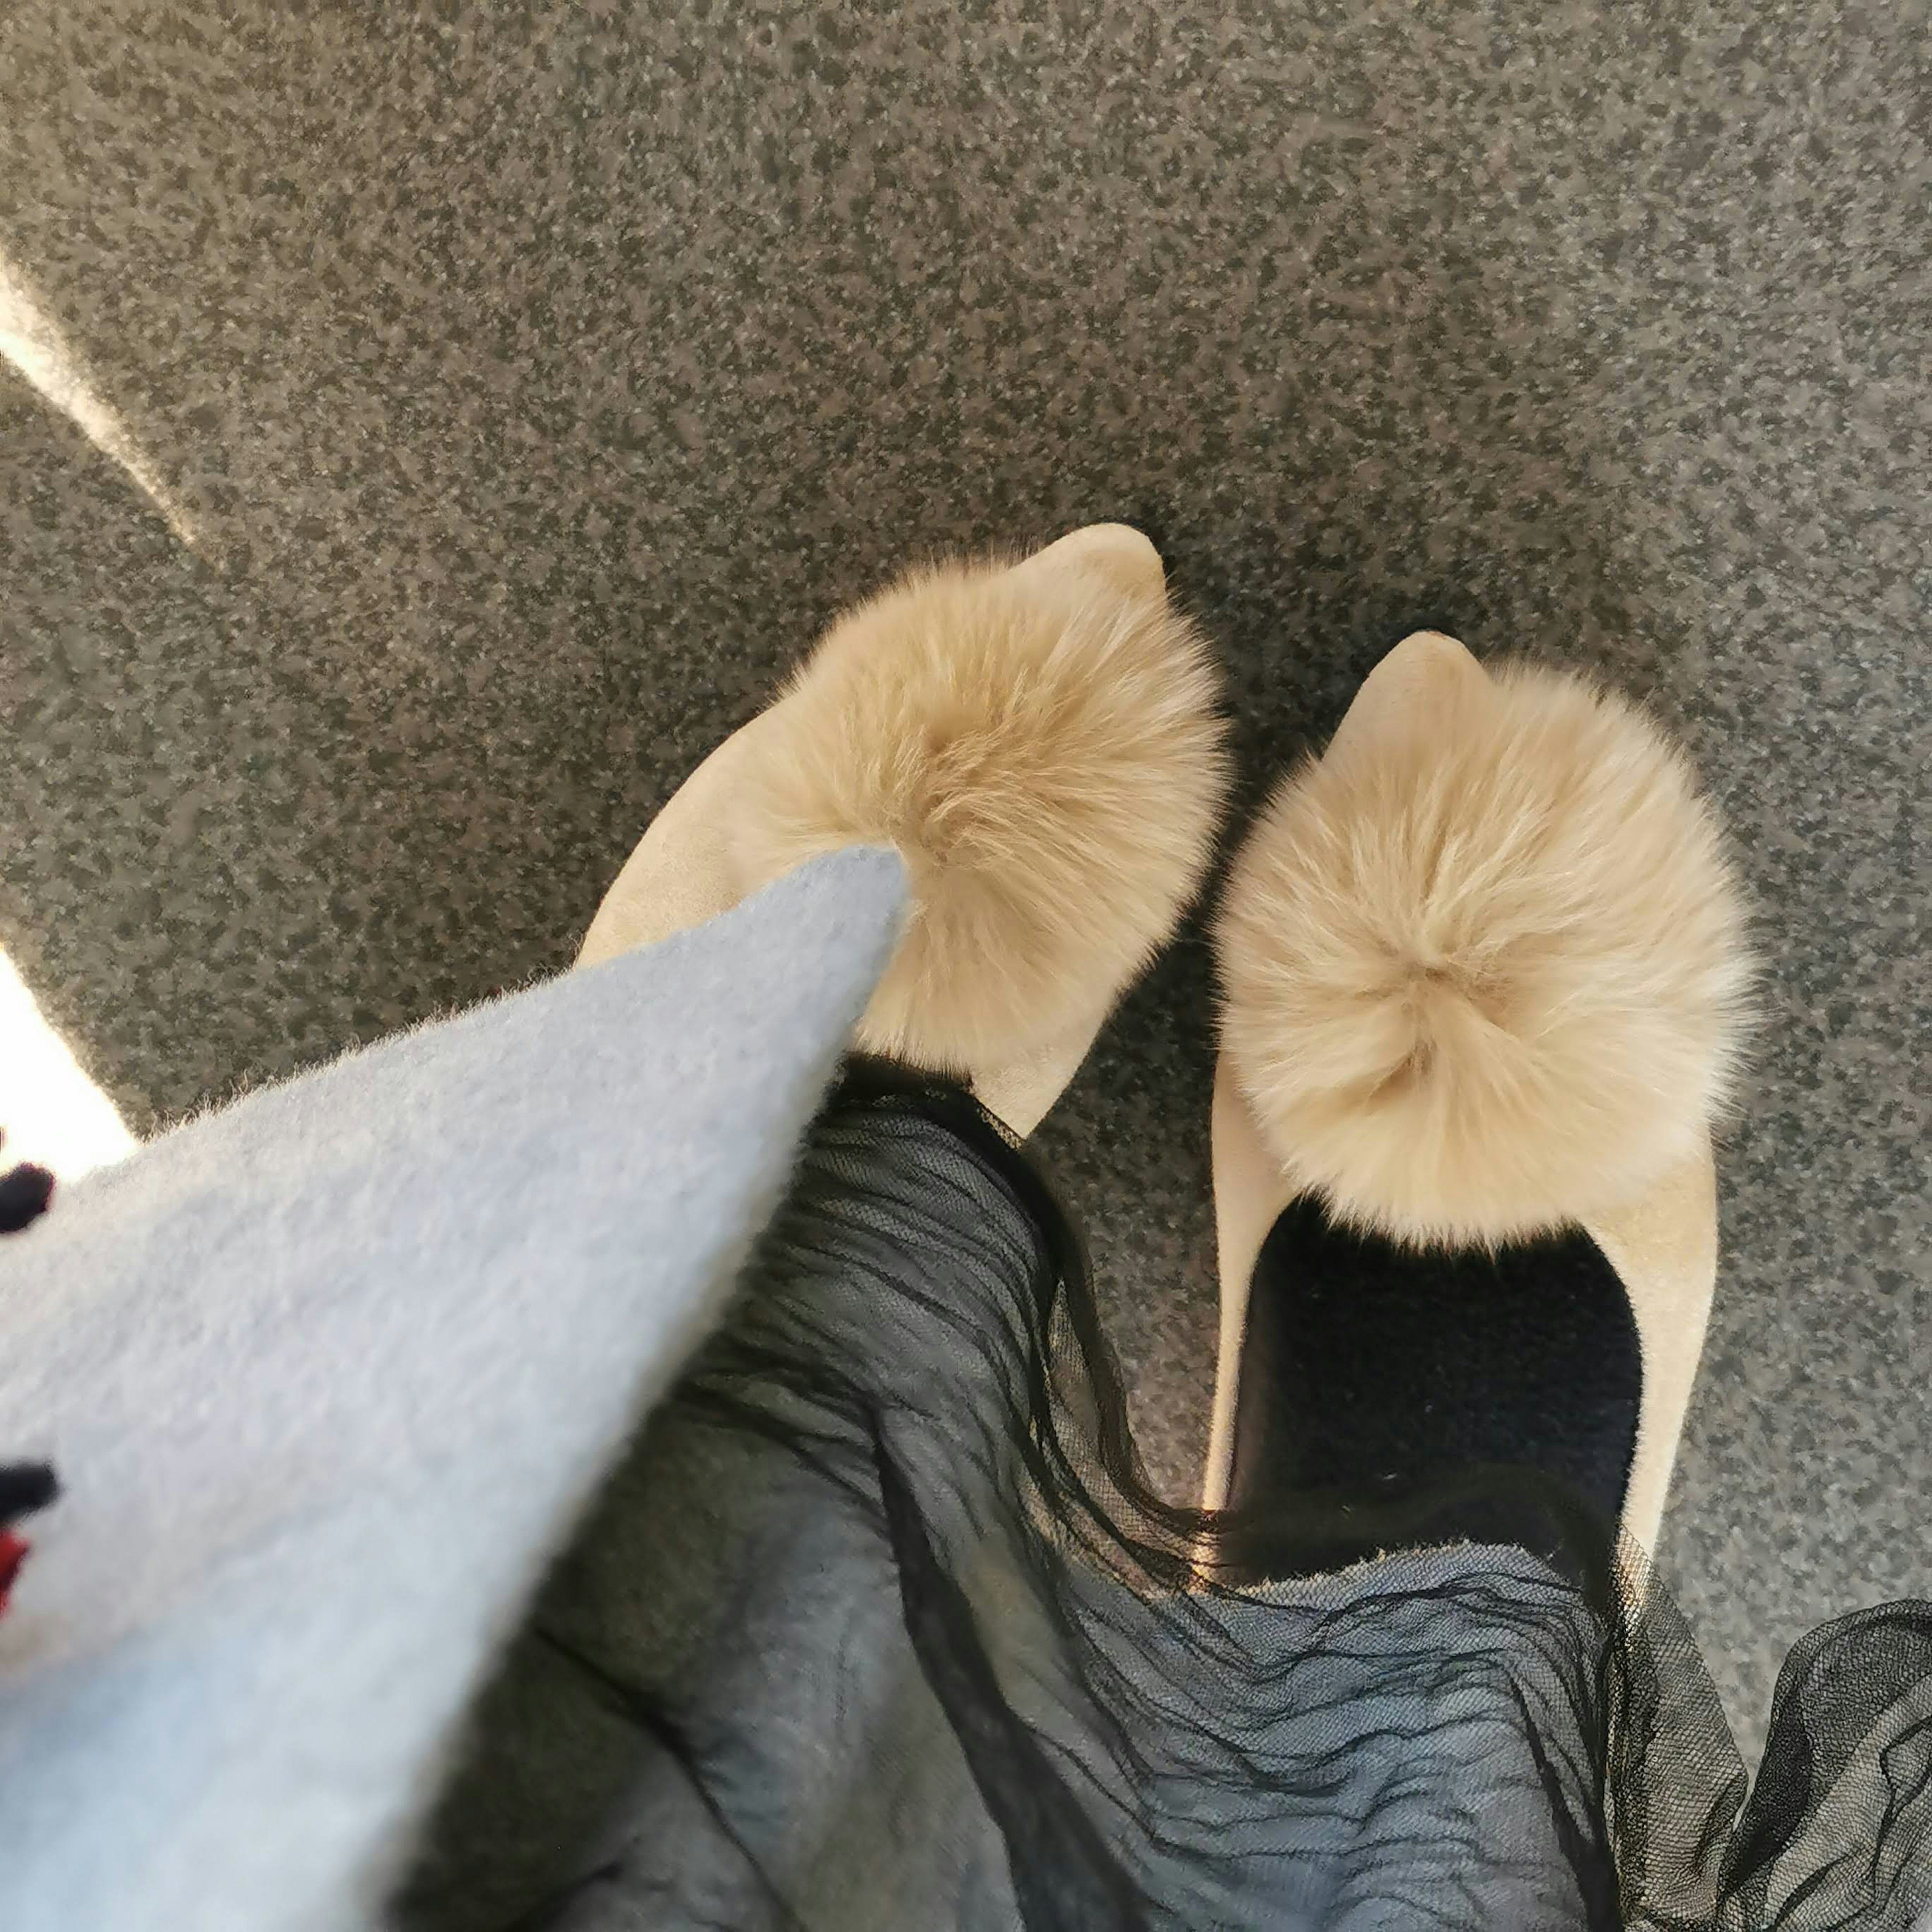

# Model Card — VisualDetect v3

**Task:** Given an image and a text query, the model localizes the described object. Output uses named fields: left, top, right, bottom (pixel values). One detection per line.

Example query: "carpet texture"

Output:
left=1, top=0, right=1924, bottom=1747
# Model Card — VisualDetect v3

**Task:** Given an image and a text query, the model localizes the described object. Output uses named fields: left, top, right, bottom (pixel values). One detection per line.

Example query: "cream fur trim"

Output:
left=1217, top=662, right=1752, bottom=1246
left=732, top=556, right=1231, bottom=1072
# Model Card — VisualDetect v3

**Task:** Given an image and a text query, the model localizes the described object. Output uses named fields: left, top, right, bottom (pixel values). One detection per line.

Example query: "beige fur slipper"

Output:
left=579, top=525, right=1231, bottom=1136
left=1204, top=632, right=1752, bottom=1556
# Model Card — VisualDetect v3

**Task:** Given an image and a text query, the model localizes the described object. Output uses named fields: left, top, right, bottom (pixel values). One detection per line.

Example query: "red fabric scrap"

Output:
left=0, top=1528, right=29, bottom=1620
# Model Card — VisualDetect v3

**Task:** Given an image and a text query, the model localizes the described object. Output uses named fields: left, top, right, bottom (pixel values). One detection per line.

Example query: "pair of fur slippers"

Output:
left=579, top=525, right=1752, bottom=1557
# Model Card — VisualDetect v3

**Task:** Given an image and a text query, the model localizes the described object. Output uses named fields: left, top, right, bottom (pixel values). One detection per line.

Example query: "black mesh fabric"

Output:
left=398, top=1063, right=1932, bottom=1932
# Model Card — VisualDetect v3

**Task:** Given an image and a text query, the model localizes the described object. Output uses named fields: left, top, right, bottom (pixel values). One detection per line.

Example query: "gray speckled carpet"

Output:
left=2, top=1, right=1925, bottom=1750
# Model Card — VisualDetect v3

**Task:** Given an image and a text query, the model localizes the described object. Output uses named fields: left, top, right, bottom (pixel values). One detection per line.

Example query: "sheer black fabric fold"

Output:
left=399, top=1063, right=1932, bottom=1931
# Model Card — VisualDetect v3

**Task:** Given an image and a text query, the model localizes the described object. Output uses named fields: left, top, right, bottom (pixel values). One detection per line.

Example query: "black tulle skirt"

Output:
left=401, top=1064, right=1932, bottom=1931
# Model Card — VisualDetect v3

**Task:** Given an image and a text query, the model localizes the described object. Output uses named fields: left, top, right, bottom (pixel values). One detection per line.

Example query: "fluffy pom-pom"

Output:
left=730, top=555, right=1230, bottom=1071
left=1217, top=660, right=1752, bottom=1246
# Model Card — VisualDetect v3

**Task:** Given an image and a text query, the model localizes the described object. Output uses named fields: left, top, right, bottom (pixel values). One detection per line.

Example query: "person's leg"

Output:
left=400, top=527, right=1231, bottom=1929
left=1195, top=634, right=1755, bottom=1921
